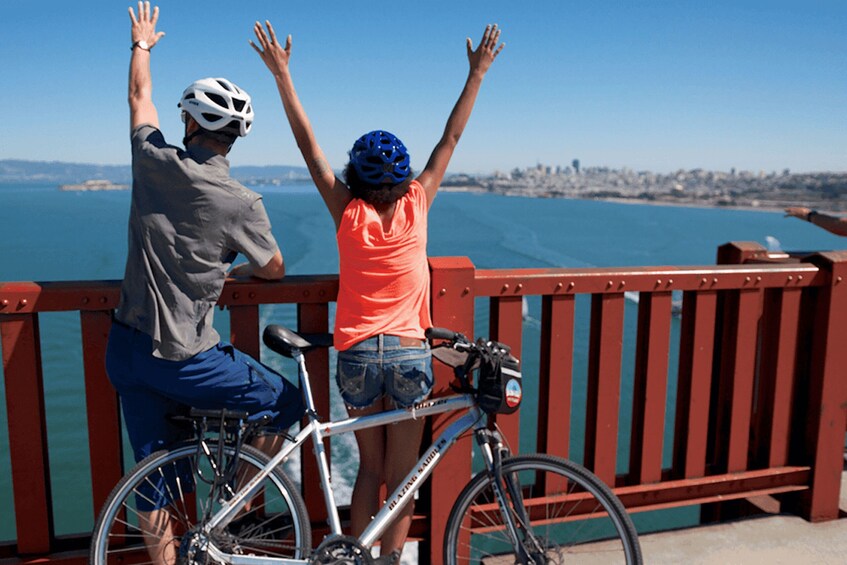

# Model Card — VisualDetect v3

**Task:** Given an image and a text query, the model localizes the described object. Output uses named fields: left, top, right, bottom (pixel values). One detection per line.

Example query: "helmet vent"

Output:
left=216, top=79, right=234, bottom=92
left=202, top=112, right=223, bottom=123
left=232, top=99, right=246, bottom=112
left=206, top=93, right=228, bottom=109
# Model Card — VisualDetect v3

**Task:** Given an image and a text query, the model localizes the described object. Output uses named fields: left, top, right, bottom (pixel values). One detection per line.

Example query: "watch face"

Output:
left=139, top=41, right=149, bottom=50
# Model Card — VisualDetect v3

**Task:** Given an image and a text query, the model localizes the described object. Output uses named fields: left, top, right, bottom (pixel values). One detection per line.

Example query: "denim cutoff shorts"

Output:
left=336, top=334, right=433, bottom=409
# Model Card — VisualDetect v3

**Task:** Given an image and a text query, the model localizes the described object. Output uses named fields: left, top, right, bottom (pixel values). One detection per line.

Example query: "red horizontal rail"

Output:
left=472, top=263, right=825, bottom=296
left=1, top=243, right=845, bottom=565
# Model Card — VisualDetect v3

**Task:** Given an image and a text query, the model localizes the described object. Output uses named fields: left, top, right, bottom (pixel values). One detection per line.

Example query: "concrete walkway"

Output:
left=639, top=472, right=847, bottom=564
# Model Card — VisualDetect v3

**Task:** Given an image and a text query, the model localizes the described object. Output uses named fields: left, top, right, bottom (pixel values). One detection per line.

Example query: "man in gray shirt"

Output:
left=105, top=5, right=302, bottom=561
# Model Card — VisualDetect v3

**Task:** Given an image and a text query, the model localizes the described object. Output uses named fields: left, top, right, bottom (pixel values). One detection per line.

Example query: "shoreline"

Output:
left=439, top=185, right=840, bottom=214
left=1, top=180, right=840, bottom=215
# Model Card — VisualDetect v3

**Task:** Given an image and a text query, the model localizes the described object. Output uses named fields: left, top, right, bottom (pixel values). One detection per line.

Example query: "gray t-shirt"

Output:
left=115, top=124, right=279, bottom=360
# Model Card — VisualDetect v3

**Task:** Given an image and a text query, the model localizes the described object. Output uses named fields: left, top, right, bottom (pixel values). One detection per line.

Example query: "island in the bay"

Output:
left=59, top=179, right=129, bottom=191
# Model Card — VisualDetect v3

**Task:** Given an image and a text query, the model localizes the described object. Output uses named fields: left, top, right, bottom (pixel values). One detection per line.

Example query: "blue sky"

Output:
left=1, top=0, right=844, bottom=174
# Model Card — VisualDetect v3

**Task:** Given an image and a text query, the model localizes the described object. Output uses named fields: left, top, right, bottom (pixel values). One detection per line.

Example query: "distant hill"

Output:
left=0, top=159, right=310, bottom=185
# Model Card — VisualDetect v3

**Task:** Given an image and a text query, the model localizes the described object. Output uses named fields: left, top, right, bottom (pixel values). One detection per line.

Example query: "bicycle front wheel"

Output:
left=444, top=454, right=642, bottom=564
left=90, top=441, right=311, bottom=564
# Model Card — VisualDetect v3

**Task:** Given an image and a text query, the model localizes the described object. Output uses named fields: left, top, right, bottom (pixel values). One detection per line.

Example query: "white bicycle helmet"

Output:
left=178, top=78, right=254, bottom=137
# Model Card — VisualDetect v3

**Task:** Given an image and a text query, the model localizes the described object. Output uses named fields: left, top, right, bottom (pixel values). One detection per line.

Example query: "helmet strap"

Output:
left=183, top=128, right=205, bottom=147
left=183, top=128, right=236, bottom=155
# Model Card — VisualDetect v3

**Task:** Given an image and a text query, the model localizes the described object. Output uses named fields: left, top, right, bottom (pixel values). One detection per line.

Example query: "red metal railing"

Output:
left=1, top=242, right=845, bottom=564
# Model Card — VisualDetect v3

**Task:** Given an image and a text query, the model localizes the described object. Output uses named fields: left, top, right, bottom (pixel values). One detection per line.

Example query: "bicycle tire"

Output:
left=444, top=454, right=642, bottom=564
left=90, top=441, right=311, bottom=564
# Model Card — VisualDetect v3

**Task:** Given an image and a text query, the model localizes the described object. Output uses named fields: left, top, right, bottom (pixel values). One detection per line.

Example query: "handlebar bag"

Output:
left=476, top=341, right=523, bottom=415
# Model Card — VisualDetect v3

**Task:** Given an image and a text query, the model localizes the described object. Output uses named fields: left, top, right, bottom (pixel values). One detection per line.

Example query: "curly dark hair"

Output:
left=344, top=162, right=414, bottom=205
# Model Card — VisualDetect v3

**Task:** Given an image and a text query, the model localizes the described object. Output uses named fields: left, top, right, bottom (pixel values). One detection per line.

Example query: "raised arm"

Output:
left=128, top=1, right=165, bottom=130
left=417, top=24, right=504, bottom=207
left=785, top=207, right=847, bottom=237
left=251, top=21, right=351, bottom=229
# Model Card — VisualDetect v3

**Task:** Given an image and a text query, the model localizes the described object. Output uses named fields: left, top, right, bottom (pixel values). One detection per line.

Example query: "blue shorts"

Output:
left=106, top=322, right=304, bottom=512
left=106, top=321, right=304, bottom=510
left=336, top=335, right=433, bottom=409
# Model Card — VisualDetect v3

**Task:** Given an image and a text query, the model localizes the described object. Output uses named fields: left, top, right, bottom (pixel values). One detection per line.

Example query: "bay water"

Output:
left=0, top=182, right=843, bottom=541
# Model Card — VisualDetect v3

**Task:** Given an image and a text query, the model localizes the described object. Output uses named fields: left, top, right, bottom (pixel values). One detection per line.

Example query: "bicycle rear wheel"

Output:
left=444, top=454, right=641, bottom=564
left=90, top=441, right=311, bottom=564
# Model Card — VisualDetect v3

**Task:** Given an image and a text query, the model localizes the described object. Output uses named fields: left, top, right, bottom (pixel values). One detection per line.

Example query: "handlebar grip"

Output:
left=425, top=327, right=458, bottom=341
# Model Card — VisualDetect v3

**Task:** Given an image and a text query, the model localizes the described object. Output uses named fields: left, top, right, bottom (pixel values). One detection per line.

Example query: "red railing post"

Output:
left=80, top=310, right=123, bottom=517
left=711, top=287, right=760, bottom=474
left=489, top=295, right=523, bottom=452
left=584, top=293, right=625, bottom=485
left=424, top=257, right=476, bottom=565
left=0, top=312, right=53, bottom=554
left=630, top=291, right=672, bottom=484
left=799, top=251, right=847, bottom=521
left=753, top=287, right=802, bottom=468
left=228, top=304, right=261, bottom=358
left=672, top=290, right=718, bottom=479
left=537, top=294, right=575, bottom=462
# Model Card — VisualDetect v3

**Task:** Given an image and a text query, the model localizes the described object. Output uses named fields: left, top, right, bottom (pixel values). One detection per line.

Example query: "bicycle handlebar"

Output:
left=425, top=327, right=468, bottom=344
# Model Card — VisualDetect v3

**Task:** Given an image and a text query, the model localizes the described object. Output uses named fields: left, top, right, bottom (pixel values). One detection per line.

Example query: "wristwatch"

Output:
left=131, top=40, right=150, bottom=51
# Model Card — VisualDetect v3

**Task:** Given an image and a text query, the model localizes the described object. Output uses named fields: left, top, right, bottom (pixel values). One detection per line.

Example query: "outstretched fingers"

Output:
left=252, top=21, right=291, bottom=53
left=479, top=23, right=492, bottom=49
left=265, top=20, right=280, bottom=45
left=483, top=24, right=503, bottom=57
left=137, top=1, right=149, bottom=22
left=492, top=40, right=505, bottom=58
left=252, top=21, right=269, bottom=51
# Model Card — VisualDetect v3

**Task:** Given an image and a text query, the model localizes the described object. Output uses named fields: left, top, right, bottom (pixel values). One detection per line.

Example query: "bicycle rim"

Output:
left=444, top=454, right=642, bottom=565
left=90, top=442, right=311, bottom=564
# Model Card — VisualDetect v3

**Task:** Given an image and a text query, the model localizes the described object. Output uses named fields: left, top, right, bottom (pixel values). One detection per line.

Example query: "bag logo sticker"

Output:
left=505, top=379, right=522, bottom=407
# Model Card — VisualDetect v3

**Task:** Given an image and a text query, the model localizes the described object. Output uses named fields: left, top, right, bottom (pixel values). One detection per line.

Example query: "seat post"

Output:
left=294, top=349, right=320, bottom=417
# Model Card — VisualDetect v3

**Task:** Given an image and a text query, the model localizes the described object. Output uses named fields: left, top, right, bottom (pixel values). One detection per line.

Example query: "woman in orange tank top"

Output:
left=252, top=20, right=504, bottom=562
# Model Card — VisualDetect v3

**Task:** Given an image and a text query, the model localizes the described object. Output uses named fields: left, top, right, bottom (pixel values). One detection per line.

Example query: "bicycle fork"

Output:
left=475, top=429, right=546, bottom=565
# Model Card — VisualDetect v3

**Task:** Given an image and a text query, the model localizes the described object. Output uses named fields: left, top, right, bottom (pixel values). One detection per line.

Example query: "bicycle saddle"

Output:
left=263, top=324, right=333, bottom=358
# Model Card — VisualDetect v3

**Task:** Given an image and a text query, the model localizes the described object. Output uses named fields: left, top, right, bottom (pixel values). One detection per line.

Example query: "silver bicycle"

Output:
left=91, top=325, right=642, bottom=564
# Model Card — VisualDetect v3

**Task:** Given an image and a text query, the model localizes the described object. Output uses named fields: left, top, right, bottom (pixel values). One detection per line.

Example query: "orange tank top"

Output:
left=334, top=180, right=432, bottom=351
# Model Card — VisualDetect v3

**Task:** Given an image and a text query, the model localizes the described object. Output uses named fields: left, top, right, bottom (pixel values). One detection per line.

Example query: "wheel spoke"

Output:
left=444, top=454, right=642, bottom=564
left=91, top=442, right=312, bottom=564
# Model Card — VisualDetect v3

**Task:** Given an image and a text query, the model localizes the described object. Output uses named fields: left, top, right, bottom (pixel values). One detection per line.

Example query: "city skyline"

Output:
left=1, top=0, right=845, bottom=174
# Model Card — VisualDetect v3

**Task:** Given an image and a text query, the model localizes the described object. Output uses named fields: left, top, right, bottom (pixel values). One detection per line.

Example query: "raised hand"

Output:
left=251, top=21, right=292, bottom=78
left=467, top=24, right=504, bottom=75
left=784, top=206, right=812, bottom=220
left=128, top=1, right=165, bottom=48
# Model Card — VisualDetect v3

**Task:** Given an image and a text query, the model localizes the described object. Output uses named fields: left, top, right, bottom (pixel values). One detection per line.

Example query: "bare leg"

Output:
left=234, top=433, right=286, bottom=513
left=379, top=403, right=427, bottom=556
left=349, top=400, right=387, bottom=538
left=139, top=508, right=177, bottom=565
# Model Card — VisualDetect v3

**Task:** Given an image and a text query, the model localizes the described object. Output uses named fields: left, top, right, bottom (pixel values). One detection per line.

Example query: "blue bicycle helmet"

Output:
left=349, top=130, right=411, bottom=185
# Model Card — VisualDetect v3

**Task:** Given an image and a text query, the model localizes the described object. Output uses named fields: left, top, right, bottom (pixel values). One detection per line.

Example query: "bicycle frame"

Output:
left=199, top=347, right=488, bottom=564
